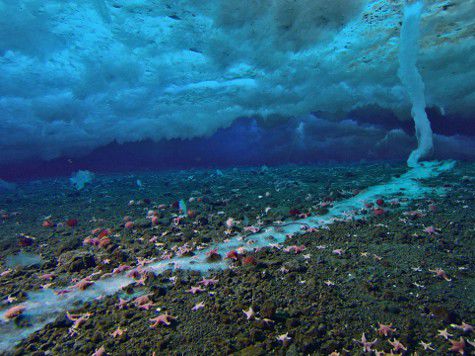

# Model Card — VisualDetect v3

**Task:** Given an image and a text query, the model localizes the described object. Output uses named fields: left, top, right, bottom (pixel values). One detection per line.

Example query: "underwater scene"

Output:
left=0, top=0, right=474, bottom=355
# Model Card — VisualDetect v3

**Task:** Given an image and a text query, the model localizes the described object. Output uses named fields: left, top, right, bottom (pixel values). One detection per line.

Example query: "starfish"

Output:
left=419, top=341, right=434, bottom=350
left=373, top=254, right=382, bottom=261
left=198, top=278, right=219, bottom=286
left=280, top=266, right=289, bottom=274
left=74, top=278, right=94, bottom=291
left=112, top=264, right=131, bottom=274
left=133, top=295, right=152, bottom=307
left=116, top=298, right=128, bottom=309
left=449, top=337, right=465, bottom=354
left=135, top=276, right=148, bottom=286
left=261, top=318, right=274, bottom=326
left=276, top=333, right=291, bottom=343
left=149, top=313, right=175, bottom=328
left=4, top=305, right=26, bottom=320
left=437, top=328, right=453, bottom=339
left=0, top=269, right=12, bottom=277
left=192, top=302, right=205, bottom=311
left=5, top=295, right=17, bottom=304
left=139, top=302, right=156, bottom=310
left=429, top=268, right=452, bottom=281
left=93, top=346, right=106, bottom=356
left=354, top=333, right=378, bottom=353
left=186, top=286, right=204, bottom=294
left=332, top=249, right=344, bottom=255
left=388, top=338, right=407, bottom=352
left=377, top=323, right=395, bottom=336
left=283, top=245, right=306, bottom=254
left=324, top=280, right=335, bottom=286
left=111, top=327, right=127, bottom=338
left=451, top=322, right=474, bottom=333
left=39, top=273, right=56, bottom=281
left=243, top=307, right=255, bottom=320
left=424, top=226, right=437, bottom=234
left=137, top=257, right=156, bottom=266
left=67, top=312, right=93, bottom=336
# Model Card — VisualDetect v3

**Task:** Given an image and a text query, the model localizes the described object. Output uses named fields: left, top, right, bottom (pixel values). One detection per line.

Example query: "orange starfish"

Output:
left=149, top=313, right=175, bottom=328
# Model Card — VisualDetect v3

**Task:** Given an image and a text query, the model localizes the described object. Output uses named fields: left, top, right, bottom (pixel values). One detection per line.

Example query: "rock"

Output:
left=56, top=236, right=82, bottom=255
left=234, top=344, right=266, bottom=356
left=58, top=251, right=96, bottom=272
left=135, top=218, right=151, bottom=228
left=260, top=301, right=276, bottom=319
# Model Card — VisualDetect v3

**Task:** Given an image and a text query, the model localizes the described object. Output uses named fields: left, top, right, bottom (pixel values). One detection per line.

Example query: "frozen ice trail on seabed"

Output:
left=0, top=160, right=455, bottom=351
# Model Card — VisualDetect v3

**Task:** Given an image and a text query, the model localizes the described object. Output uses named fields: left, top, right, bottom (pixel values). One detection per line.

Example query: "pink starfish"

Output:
left=112, top=265, right=132, bottom=274
left=149, top=313, right=175, bottom=328
left=354, top=333, right=378, bottom=352
left=39, top=273, right=56, bottom=281
left=116, top=298, right=128, bottom=309
left=283, top=245, right=306, bottom=254
left=111, top=327, right=127, bottom=338
left=74, top=278, right=94, bottom=291
left=0, top=269, right=12, bottom=277
left=429, top=268, right=452, bottom=281
left=388, top=338, right=407, bottom=352
left=198, top=278, right=219, bottom=287
left=377, top=323, right=395, bottom=336
left=451, top=322, right=473, bottom=333
left=92, top=346, right=106, bottom=356
left=449, top=337, right=465, bottom=355
left=139, top=302, right=156, bottom=310
left=332, top=249, right=344, bottom=255
left=4, top=305, right=26, bottom=320
left=55, top=289, right=72, bottom=296
left=186, top=286, right=204, bottom=294
left=133, top=295, right=152, bottom=307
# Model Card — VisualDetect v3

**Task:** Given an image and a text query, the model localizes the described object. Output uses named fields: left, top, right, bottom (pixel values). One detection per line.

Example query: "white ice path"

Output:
left=0, top=160, right=455, bottom=351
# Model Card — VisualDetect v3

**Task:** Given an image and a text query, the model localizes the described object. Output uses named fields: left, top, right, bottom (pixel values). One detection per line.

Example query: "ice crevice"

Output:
left=0, top=160, right=455, bottom=351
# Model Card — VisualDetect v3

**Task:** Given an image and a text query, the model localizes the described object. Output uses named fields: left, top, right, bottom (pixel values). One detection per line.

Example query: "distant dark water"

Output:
left=1, top=113, right=474, bottom=182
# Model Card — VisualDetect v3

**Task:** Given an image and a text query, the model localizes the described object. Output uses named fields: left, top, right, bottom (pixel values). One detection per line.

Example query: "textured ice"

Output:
left=0, top=179, right=16, bottom=192
left=5, top=253, right=43, bottom=268
left=0, top=160, right=454, bottom=351
left=398, top=0, right=433, bottom=166
left=0, top=0, right=473, bottom=162
left=69, top=170, right=94, bottom=190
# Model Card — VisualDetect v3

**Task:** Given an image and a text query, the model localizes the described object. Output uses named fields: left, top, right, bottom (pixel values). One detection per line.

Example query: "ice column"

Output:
left=398, top=0, right=433, bottom=167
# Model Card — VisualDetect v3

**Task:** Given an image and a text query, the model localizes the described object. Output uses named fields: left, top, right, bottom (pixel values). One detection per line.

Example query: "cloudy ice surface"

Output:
left=0, top=0, right=474, bottom=163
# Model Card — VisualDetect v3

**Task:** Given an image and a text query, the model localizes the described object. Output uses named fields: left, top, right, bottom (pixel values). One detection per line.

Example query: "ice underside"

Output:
left=0, top=0, right=474, bottom=162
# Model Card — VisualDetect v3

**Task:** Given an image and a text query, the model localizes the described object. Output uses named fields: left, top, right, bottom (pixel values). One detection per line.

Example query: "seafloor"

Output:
left=0, top=162, right=474, bottom=355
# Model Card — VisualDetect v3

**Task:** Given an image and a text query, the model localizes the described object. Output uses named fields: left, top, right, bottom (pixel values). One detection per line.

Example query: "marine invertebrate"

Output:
left=4, top=305, right=26, bottom=320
